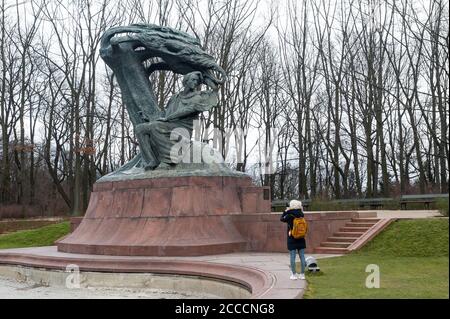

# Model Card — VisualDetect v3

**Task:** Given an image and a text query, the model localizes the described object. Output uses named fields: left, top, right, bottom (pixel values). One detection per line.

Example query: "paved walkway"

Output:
left=165, top=252, right=340, bottom=299
left=303, top=209, right=443, bottom=219
left=373, top=210, right=443, bottom=219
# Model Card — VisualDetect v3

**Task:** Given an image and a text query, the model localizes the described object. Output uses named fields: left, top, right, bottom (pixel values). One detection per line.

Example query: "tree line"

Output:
left=0, top=0, right=448, bottom=216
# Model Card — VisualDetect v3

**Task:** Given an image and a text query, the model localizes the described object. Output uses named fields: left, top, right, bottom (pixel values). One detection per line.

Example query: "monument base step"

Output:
left=57, top=241, right=246, bottom=257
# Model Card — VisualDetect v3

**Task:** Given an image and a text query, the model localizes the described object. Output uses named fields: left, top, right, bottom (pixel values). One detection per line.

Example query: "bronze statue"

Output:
left=99, top=24, right=231, bottom=177
left=135, top=71, right=218, bottom=170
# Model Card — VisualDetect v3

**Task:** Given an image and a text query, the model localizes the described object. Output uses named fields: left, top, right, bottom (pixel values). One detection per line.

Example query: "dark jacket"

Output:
left=280, top=209, right=306, bottom=251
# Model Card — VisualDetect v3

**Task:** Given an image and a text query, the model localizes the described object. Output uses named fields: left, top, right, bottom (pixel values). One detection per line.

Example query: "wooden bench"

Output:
left=331, top=198, right=393, bottom=209
left=271, top=199, right=311, bottom=211
left=400, top=194, right=449, bottom=210
left=357, top=198, right=393, bottom=209
left=272, top=194, right=449, bottom=211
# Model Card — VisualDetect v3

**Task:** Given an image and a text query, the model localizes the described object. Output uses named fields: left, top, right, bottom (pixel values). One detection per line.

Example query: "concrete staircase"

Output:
left=315, top=217, right=394, bottom=254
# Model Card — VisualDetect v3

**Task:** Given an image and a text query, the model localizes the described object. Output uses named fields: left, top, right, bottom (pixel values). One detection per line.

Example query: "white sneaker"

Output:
left=290, top=274, right=298, bottom=280
left=298, top=273, right=306, bottom=280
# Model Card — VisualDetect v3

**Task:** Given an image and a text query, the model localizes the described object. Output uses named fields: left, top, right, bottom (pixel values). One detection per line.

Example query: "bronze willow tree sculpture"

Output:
left=57, top=24, right=270, bottom=257
left=99, top=24, right=238, bottom=179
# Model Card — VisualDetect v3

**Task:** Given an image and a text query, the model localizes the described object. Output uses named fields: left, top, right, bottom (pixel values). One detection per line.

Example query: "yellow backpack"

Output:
left=290, top=217, right=308, bottom=239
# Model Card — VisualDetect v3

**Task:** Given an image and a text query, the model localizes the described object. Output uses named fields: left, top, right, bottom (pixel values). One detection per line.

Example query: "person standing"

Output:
left=280, top=200, right=308, bottom=280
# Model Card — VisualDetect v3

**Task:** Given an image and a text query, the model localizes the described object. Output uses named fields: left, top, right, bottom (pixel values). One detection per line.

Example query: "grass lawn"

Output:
left=0, top=221, right=70, bottom=249
left=304, top=218, right=449, bottom=299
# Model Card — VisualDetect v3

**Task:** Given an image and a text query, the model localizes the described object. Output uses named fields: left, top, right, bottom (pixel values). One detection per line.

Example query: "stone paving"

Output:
left=373, top=210, right=443, bottom=219
left=303, top=209, right=443, bottom=219
left=166, top=252, right=341, bottom=299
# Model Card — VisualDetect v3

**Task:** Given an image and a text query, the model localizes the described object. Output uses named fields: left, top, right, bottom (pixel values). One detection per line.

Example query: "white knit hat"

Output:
left=287, top=199, right=303, bottom=211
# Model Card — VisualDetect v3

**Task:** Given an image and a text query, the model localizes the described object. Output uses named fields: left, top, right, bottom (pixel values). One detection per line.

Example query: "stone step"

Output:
left=340, top=226, right=371, bottom=232
left=352, top=218, right=381, bottom=223
left=320, top=241, right=353, bottom=248
left=346, top=218, right=394, bottom=253
left=334, top=232, right=365, bottom=238
left=346, top=222, right=377, bottom=227
left=327, top=236, right=358, bottom=242
left=315, top=246, right=349, bottom=254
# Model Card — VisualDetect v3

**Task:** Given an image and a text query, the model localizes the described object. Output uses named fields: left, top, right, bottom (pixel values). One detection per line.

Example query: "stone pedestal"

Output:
left=57, top=176, right=271, bottom=256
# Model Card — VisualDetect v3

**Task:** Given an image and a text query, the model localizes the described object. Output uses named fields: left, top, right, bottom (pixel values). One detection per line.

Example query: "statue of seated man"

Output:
left=135, top=71, right=218, bottom=170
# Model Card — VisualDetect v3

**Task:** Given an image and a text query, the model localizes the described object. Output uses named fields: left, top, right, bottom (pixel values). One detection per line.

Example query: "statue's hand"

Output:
left=203, top=77, right=218, bottom=91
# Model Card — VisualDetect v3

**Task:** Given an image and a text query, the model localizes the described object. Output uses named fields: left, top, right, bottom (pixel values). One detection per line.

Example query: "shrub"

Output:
left=0, top=204, right=69, bottom=219
left=435, top=198, right=449, bottom=217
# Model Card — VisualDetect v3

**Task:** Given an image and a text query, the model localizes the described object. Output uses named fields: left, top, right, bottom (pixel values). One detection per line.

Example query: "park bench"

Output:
left=271, top=199, right=311, bottom=211
left=331, top=198, right=392, bottom=209
left=399, top=194, right=449, bottom=210
left=356, top=198, right=393, bottom=209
